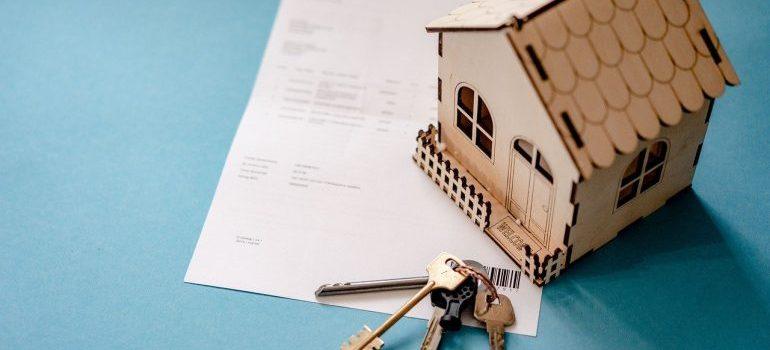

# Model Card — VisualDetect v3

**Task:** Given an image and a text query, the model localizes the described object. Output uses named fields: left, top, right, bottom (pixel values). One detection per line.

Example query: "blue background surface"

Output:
left=1, top=1, right=768, bottom=349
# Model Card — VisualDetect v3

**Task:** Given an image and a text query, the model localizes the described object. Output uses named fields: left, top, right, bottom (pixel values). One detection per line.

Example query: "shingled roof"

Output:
left=429, top=0, right=739, bottom=179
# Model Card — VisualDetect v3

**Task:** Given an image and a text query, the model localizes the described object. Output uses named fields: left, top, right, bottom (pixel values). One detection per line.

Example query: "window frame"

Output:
left=454, top=83, right=494, bottom=160
left=615, top=139, right=670, bottom=210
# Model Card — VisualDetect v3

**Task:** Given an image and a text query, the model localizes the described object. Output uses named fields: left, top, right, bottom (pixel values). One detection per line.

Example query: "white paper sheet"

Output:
left=185, top=0, right=542, bottom=336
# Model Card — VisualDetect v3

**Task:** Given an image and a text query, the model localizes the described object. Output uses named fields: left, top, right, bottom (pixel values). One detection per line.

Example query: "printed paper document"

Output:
left=185, top=0, right=542, bottom=336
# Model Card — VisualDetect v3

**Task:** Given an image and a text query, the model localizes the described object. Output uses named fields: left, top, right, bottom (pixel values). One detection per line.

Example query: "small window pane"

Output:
left=535, top=153, right=553, bottom=183
left=457, top=110, right=473, bottom=138
left=477, top=98, right=493, bottom=134
left=514, top=139, right=533, bottom=162
left=457, top=87, right=474, bottom=115
left=621, top=152, right=644, bottom=186
left=646, top=141, right=667, bottom=170
left=641, top=166, right=663, bottom=192
left=476, top=131, right=493, bottom=157
left=617, top=181, right=638, bottom=207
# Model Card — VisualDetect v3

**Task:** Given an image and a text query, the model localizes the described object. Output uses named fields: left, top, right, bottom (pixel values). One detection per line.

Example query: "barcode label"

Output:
left=483, top=266, right=521, bottom=290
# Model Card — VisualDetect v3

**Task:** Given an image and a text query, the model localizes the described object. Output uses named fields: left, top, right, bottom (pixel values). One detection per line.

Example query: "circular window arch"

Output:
left=455, top=84, right=494, bottom=159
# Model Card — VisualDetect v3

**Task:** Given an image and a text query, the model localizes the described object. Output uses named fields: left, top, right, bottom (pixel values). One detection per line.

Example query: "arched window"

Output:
left=617, top=140, right=668, bottom=208
left=456, top=85, right=494, bottom=158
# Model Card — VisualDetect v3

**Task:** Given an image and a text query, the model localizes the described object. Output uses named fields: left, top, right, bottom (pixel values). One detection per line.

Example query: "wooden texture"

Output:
left=693, top=54, right=726, bottom=98
left=611, top=8, right=645, bottom=53
left=641, top=39, right=675, bottom=82
left=425, top=0, right=554, bottom=32
left=433, top=29, right=584, bottom=286
left=663, top=26, right=697, bottom=69
left=566, top=36, right=600, bottom=79
left=559, top=0, right=592, bottom=35
left=536, top=9, right=569, bottom=49
left=422, top=0, right=738, bottom=284
left=604, top=109, right=638, bottom=153
left=414, top=125, right=567, bottom=287
left=627, top=95, right=661, bottom=139
left=574, top=79, right=607, bottom=123
left=657, top=0, right=689, bottom=27
left=567, top=102, right=711, bottom=266
left=613, top=0, right=637, bottom=11
left=438, top=30, right=582, bottom=267
left=648, top=82, right=682, bottom=126
left=510, top=24, right=554, bottom=103
left=618, top=52, right=653, bottom=96
left=596, top=66, right=630, bottom=109
left=634, top=0, right=667, bottom=39
left=414, top=126, right=494, bottom=230
left=583, top=0, right=615, bottom=23
left=584, top=123, right=615, bottom=167
left=506, top=0, right=738, bottom=178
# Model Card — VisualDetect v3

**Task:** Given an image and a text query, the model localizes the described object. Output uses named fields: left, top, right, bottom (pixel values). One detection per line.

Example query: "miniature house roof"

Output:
left=426, top=0, right=555, bottom=31
left=428, top=0, right=739, bottom=179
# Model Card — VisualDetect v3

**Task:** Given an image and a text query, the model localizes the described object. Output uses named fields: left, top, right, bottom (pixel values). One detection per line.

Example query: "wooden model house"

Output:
left=413, top=0, right=738, bottom=285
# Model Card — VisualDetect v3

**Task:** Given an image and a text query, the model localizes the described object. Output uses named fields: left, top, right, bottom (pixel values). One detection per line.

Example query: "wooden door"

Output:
left=508, top=154, right=532, bottom=218
left=528, top=175, right=551, bottom=241
left=507, top=139, right=554, bottom=246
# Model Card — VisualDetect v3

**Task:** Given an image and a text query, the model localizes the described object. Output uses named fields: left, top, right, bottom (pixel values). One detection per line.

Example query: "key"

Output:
left=418, top=306, right=445, bottom=350
left=420, top=273, right=478, bottom=350
left=342, top=252, right=470, bottom=350
left=341, top=326, right=383, bottom=350
left=316, top=259, right=487, bottom=297
left=430, top=274, right=477, bottom=331
left=316, top=276, right=429, bottom=297
left=420, top=260, right=483, bottom=350
left=473, top=289, right=515, bottom=350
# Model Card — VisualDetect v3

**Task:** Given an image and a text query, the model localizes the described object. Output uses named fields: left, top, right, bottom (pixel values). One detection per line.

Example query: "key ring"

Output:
left=453, top=265, right=499, bottom=306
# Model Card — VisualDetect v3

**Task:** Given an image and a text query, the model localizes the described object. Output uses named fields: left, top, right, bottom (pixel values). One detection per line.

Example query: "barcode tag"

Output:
left=482, top=266, right=521, bottom=290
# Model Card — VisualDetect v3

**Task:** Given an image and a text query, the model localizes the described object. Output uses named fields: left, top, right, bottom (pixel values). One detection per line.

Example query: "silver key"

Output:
left=316, top=260, right=486, bottom=297
left=418, top=307, right=445, bottom=350
left=316, top=276, right=429, bottom=297
left=473, top=289, right=515, bottom=350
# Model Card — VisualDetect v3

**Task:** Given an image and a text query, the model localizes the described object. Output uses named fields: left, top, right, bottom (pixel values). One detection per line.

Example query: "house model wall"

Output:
left=413, top=0, right=738, bottom=285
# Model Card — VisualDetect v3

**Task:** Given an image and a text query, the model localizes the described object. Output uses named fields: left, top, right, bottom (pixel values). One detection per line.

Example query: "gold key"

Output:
left=342, top=252, right=470, bottom=350
left=473, top=289, right=515, bottom=350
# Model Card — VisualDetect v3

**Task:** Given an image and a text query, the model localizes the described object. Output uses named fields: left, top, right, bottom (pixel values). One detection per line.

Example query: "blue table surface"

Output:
left=1, top=1, right=768, bottom=349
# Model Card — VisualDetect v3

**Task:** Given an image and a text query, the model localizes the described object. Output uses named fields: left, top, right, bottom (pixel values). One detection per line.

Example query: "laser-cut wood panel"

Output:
left=422, top=0, right=737, bottom=285
left=506, top=0, right=738, bottom=178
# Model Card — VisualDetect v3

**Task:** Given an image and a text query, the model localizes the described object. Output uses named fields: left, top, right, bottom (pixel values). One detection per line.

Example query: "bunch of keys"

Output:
left=316, top=253, right=515, bottom=350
